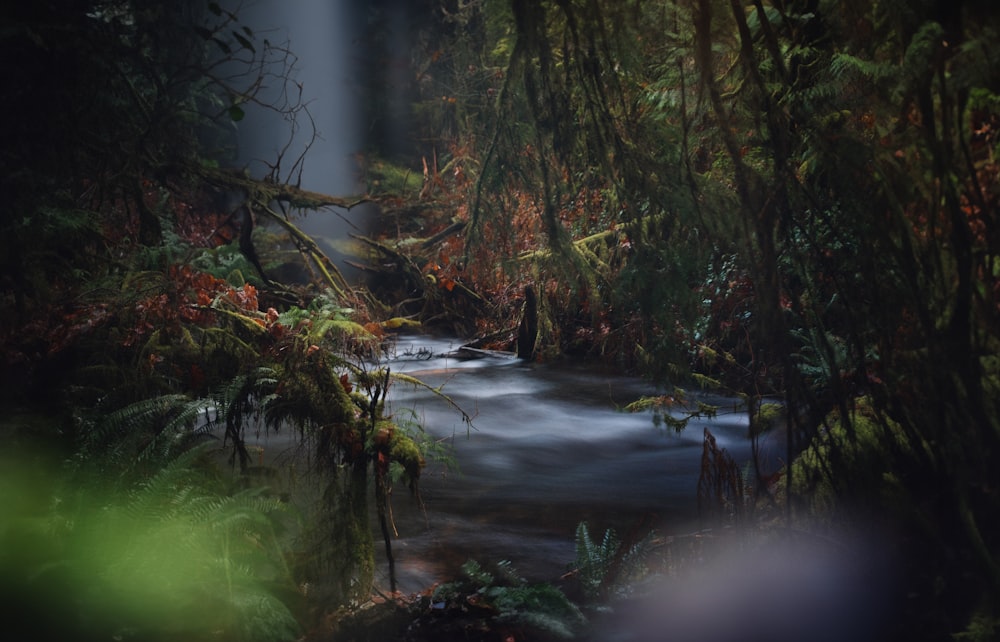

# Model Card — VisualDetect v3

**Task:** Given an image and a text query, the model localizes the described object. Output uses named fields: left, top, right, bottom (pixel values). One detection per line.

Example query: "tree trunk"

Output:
left=516, top=285, right=538, bottom=360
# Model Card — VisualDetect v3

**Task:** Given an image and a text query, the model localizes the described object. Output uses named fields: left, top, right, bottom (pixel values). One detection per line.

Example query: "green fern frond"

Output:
left=85, top=394, right=189, bottom=448
left=461, top=558, right=495, bottom=586
left=125, top=441, right=216, bottom=519
left=84, top=394, right=207, bottom=474
left=213, top=367, right=278, bottom=410
left=500, top=609, right=580, bottom=639
left=197, top=490, right=287, bottom=534
left=574, top=521, right=654, bottom=600
left=896, top=21, right=944, bottom=99
left=190, top=243, right=265, bottom=287
left=440, top=559, right=585, bottom=638
left=829, top=52, right=896, bottom=85
left=276, top=306, right=312, bottom=328
left=227, top=590, right=300, bottom=642
left=136, top=396, right=213, bottom=466
left=575, top=521, right=613, bottom=598
left=310, top=316, right=370, bottom=342
left=491, top=581, right=586, bottom=639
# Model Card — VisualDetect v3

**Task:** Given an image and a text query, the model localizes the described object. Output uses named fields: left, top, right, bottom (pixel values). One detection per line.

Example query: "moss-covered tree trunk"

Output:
left=324, top=461, right=375, bottom=605
left=277, top=362, right=377, bottom=607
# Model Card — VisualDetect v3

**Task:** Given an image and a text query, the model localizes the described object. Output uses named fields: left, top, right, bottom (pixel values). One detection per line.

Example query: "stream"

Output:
left=238, top=333, right=888, bottom=640
left=377, top=334, right=782, bottom=593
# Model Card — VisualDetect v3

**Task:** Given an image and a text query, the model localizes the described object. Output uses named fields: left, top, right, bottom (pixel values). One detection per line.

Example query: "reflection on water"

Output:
left=377, top=335, right=783, bottom=593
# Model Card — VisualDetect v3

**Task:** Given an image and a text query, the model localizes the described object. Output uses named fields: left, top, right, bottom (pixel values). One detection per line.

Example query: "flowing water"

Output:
left=199, top=6, right=891, bottom=634
left=213, top=0, right=781, bottom=594
left=377, top=334, right=783, bottom=593
left=229, top=332, right=887, bottom=642
left=374, top=336, right=893, bottom=642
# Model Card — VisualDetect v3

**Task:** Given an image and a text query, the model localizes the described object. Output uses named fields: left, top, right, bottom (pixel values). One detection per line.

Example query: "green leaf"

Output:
left=228, top=104, right=245, bottom=122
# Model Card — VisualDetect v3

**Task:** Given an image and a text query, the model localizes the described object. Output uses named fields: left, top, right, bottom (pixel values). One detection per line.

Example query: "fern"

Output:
left=828, top=52, right=896, bottom=85
left=574, top=521, right=654, bottom=601
left=80, top=394, right=212, bottom=481
left=575, top=521, right=618, bottom=599
left=138, top=396, right=214, bottom=465
left=210, top=367, right=278, bottom=424
left=490, top=582, right=585, bottom=639
left=124, top=441, right=217, bottom=521
left=786, top=49, right=895, bottom=131
left=133, top=220, right=194, bottom=270
left=432, top=559, right=586, bottom=639
left=228, top=590, right=301, bottom=642
left=204, top=367, right=282, bottom=470
left=896, top=21, right=944, bottom=100
left=197, top=489, right=288, bottom=536
left=310, top=316, right=369, bottom=342
left=190, top=242, right=264, bottom=287
left=461, top=558, right=496, bottom=586
left=56, top=394, right=301, bottom=642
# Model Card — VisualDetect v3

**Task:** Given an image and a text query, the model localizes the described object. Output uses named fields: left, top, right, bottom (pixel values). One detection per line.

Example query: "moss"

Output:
left=349, top=391, right=371, bottom=411
left=313, top=465, right=375, bottom=605
left=388, top=428, right=425, bottom=484
left=955, top=606, right=1000, bottom=641
left=381, top=316, right=422, bottom=330
left=275, top=364, right=357, bottom=443
left=363, top=158, right=423, bottom=196
left=749, top=402, right=784, bottom=438
left=790, top=397, right=919, bottom=521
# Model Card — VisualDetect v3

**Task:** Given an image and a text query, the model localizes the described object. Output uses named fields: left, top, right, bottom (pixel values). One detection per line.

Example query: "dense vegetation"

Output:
left=366, top=0, right=1000, bottom=638
left=1, top=2, right=439, bottom=639
left=2, top=0, right=999, bottom=640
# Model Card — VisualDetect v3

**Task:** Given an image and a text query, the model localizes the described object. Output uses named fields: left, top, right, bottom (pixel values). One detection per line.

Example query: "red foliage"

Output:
left=2, top=302, right=112, bottom=368
left=124, top=265, right=259, bottom=347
